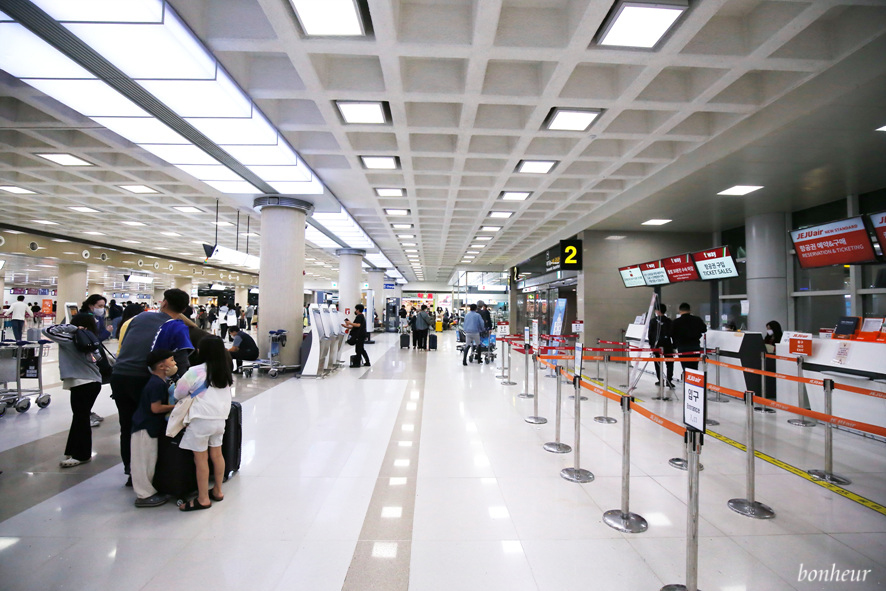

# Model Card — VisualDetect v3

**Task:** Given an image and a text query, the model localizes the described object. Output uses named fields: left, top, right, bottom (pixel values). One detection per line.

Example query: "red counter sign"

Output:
left=662, top=254, right=700, bottom=283
left=692, top=246, right=739, bottom=280
left=618, top=265, right=646, bottom=288
left=791, top=216, right=877, bottom=268
left=870, top=211, right=886, bottom=252
left=639, top=260, right=669, bottom=285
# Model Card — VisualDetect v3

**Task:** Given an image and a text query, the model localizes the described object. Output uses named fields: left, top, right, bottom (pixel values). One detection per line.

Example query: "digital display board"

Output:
left=618, top=265, right=646, bottom=288
left=870, top=211, right=886, bottom=253
left=692, top=246, right=739, bottom=281
left=639, top=260, right=669, bottom=286
left=791, top=217, right=877, bottom=268
left=662, top=254, right=700, bottom=283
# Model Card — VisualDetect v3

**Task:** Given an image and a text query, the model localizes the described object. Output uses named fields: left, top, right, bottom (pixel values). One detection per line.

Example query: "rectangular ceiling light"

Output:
left=489, top=211, right=513, bottom=219
left=642, top=219, right=671, bottom=225
left=376, top=188, right=404, bottom=197
left=0, top=185, right=36, bottom=194
left=69, top=206, right=100, bottom=213
left=161, top=232, right=181, bottom=237
left=397, top=234, right=414, bottom=239
left=501, top=191, right=531, bottom=201
left=361, top=156, right=399, bottom=170
left=546, top=108, right=602, bottom=131
left=173, top=206, right=204, bottom=214
left=121, top=221, right=146, bottom=226
left=480, top=226, right=501, bottom=232
left=385, top=209, right=410, bottom=216
left=336, top=101, right=387, bottom=124
left=605, top=235, right=627, bottom=240
left=33, top=219, right=58, bottom=225
left=83, top=231, right=105, bottom=235
left=474, top=236, right=493, bottom=241
left=878, top=125, right=886, bottom=132
left=289, top=0, right=366, bottom=36
left=516, top=160, right=557, bottom=174
left=393, top=223, right=413, bottom=229
left=597, top=0, right=688, bottom=49
left=717, top=185, right=763, bottom=196
left=118, top=184, right=158, bottom=194
left=36, top=153, right=92, bottom=166
left=470, top=244, right=486, bottom=249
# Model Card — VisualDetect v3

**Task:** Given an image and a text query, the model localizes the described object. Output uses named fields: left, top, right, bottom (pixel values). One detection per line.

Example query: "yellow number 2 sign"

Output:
left=559, top=239, right=582, bottom=270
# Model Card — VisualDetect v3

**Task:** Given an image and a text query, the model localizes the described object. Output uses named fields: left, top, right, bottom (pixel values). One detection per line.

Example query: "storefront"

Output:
left=512, top=245, right=578, bottom=336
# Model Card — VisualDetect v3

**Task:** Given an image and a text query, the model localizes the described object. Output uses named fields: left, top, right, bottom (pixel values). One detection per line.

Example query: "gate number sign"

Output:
left=560, top=239, right=582, bottom=270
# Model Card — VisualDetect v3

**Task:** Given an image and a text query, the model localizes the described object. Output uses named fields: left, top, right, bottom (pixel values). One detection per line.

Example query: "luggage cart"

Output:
left=0, top=340, right=52, bottom=416
left=456, top=331, right=497, bottom=364
left=244, top=330, right=300, bottom=378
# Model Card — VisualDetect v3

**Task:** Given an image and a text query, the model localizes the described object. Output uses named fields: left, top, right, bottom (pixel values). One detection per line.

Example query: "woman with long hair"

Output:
left=80, top=294, right=109, bottom=341
left=173, top=335, right=233, bottom=511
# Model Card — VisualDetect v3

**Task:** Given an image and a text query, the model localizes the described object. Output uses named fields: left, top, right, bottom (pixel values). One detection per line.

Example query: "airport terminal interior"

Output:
left=1, top=0, right=886, bottom=590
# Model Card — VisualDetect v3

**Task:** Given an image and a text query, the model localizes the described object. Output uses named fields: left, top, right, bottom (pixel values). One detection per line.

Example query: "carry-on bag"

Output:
left=218, top=400, right=242, bottom=479
left=26, top=328, right=42, bottom=341
left=350, top=354, right=362, bottom=368
left=400, top=333, right=410, bottom=349
left=153, top=435, right=198, bottom=502
left=428, top=334, right=438, bottom=351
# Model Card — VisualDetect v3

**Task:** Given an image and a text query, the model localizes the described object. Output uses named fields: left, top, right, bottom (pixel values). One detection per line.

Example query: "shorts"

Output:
left=464, top=333, right=483, bottom=348
left=180, top=418, right=226, bottom=452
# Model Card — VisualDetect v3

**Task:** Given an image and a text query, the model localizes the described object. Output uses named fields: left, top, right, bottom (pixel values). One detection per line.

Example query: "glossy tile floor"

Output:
left=0, top=333, right=884, bottom=590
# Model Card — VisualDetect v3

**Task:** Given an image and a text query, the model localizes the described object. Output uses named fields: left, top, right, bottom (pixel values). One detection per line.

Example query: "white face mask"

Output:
left=766, top=329, right=773, bottom=336
left=93, top=307, right=105, bottom=317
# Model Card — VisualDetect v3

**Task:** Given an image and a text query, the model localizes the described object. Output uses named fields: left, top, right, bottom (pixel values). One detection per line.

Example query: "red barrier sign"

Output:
left=662, top=254, right=700, bottom=283
left=790, top=337, right=813, bottom=356
left=791, top=216, right=877, bottom=268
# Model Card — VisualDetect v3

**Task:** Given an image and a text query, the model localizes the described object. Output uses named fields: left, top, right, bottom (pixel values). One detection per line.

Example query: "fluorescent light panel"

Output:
left=480, top=226, right=501, bottom=232
left=489, top=212, right=513, bottom=219
left=361, top=156, right=399, bottom=170
left=501, top=191, right=531, bottom=201
left=0, top=185, right=36, bottom=194
left=69, top=206, right=100, bottom=213
left=517, top=160, right=556, bottom=174
left=336, top=101, right=387, bottom=124
left=717, top=185, right=763, bottom=196
left=376, top=188, right=404, bottom=197
left=36, top=153, right=92, bottom=166
left=597, top=1, right=688, bottom=49
left=173, top=206, right=203, bottom=214
left=642, top=219, right=672, bottom=226
left=289, top=0, right=366, bottom=36
left=118, top=184, right=158, bottom=194
left=546, top=108, right=601, bottom=131
left=386, top=209, right=409, bottom=216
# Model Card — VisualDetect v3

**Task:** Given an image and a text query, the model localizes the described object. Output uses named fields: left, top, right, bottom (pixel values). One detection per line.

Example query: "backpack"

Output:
left=72, top=328, right=102, bottom=353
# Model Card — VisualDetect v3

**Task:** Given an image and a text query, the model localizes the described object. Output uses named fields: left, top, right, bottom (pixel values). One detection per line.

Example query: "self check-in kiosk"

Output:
left=319, top=305, right=341, bottom=371
left=302, top=304, right=330, bottom=377
left=327, top=305, right=347, bottom=367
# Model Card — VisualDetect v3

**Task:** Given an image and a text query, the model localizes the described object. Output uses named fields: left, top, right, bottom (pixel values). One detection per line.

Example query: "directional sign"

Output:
left=683, top=368, right=706, bottom=432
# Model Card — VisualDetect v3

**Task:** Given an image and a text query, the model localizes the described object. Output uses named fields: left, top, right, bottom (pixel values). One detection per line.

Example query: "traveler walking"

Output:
left=671, top=302, right=707, bottom=374
left=461, top=304, right=485, bottom=366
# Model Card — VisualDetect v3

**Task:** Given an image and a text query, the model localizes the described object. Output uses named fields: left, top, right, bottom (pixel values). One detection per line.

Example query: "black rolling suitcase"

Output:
left=350, top=354, right=362, bottom=368
left=153, top=435, right=197, bottom=502
left=400, top=333, right=410, bottom=348
left=428, top=334, right=437, bottom=351
left=218, top=400, right=242, bottom=480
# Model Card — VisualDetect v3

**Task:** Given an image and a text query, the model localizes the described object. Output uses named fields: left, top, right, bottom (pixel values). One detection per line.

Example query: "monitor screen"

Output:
left=639, top=260, right=669, bottom=285
left=869, top=211, right=886, bottom=254
left=791, top=216, right=878, bottom=268
left=662, top=254, right=700, bottom=283
left=618, top=265, right=646, bottom=288
left=692, top=246, right=739, bottom=281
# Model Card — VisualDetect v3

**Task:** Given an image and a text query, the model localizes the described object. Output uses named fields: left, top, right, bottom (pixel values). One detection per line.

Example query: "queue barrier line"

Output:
left=751, top=394, right=886, bottom=439
left=705, top=429, right=886, bottom=517
left=629, top=401, right=688, bottom=438
left=610, top=356, right=701, bottom=363
left=538, top=354, right=606, bottom=362
left=765, top=353, right=801, bottom=362
left=706, top=383, right=745, bottom=400
left=832, top=382, right=886, bottom=401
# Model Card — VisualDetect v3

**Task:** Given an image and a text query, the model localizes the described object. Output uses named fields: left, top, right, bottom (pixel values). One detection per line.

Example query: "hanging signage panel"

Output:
left=692, top=246, right=739, bottom=280
left=639, top=260, right=669, bottom=286
left=618, top=265, right=646, bottom=288
left=870, top=211, right=886, bottom=252
left=559, top=239, right=582, bottom=270
left=662, top=254, right=700, bottom=283
left=791, top=216, right=877, bottom=268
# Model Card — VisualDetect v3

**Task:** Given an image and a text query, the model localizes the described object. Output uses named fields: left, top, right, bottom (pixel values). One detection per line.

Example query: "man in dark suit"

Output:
left=670, top=302, right=707, bottom=374
left=649, top=304, right=675, bottom=388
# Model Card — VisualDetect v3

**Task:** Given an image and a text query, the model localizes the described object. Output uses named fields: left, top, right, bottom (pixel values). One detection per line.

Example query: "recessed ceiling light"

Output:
left=642, top=219, right=672, bottom=226
left=501, top=191, right=531, bottom=201
left=52, top=238, right=70, bottom=243
left=475, top=236, right=493, bottom=241
left=376, top=188, right=404, bottom=197
left=545, top=108, right=602, bottom=131
left=69, top=206, right=100, bottom=213
left=516, top=160, right=557, bottom=174
left=0, top=185, right=36, bottom=194
left=489, top=212, right=513, bottom=219
left=605, top=235, right=627, bottom=240
left=402, top=242, right=416, bottom=246
left=36, top=153, right=92, bottom=166
left=83, top=231, right=105, bottom=235
left=385, top=209, right=410, bottom=216
left=118, top=185, right=158, bottom=194
left=717, top=185, right=764, bottom=196
left=393, top=223, right=413, bottom=229
left=173, top=206, right=203, bottom=214
left=121, top=221, right=146, bottom=226
left=240, top=232, right=259, bottom=237
left=33, top=219, right=58, bottom=225
left=480, top=226, right=501, bottom=232
left=597, top=0, right=688, bottom=49
left=213, top=221, right=234, bottom=227
left=336, top=101, right=387, bottom=124
left=361, top=156, right=399, bottom=170
left=290, top=0, right=366, bottom=36
left=878, top=125, right=886, bottom=132
left=161, top=232, right=181, bottom=237
left=179, top=252, right=193, bottom=256
left=397, top=234, right=414, bottom=239
left=470, top=244, right=485, bottom=249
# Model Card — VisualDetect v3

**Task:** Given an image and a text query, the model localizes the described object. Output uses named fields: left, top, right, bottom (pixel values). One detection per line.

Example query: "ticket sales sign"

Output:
left=693, top=246, right=739, bottom=280
left=662, top=254, right=700, bottom=283
left=683, top=369, right=706, bottom=432
left=639, top=260, right=669, bottom=285
left=791, top=217, right=877, bottom=268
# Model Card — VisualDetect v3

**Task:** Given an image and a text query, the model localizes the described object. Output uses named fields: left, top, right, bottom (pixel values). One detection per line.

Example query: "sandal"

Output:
left=179, top=498, right=211, bottom=512
left=209, top=489, right=224, bottom=502
left=60, top=457, right=90, bottom=468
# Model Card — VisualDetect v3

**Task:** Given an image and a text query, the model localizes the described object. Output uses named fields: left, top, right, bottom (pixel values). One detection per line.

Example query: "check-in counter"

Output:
left=302, top=304, right=331, bottom=377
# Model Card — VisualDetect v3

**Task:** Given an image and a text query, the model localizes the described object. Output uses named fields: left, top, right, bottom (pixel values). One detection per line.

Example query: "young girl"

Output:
left=174, top=335, right=233, bottom=511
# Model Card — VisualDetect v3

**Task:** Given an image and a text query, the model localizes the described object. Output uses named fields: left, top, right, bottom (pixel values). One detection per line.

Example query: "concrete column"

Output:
left=336, top=249, right=366, bottom=318
left=235, top=286, right=249, bottom=310
left=367, top=268, right=386, bottom=326
left=57, top=263, right=87, bottom=323
left=0, top=276, right=5, bottom=307
left=746, top=212, right=789, bottom=333
left=173, top=276, right=193, bottom=297
left=86, top=282, right=102, bottom=298
left=153, top=287, right=165, bottom=304
left=254, top=196, right=312, bottom=364
left=508, top=268, right=519, bottom=335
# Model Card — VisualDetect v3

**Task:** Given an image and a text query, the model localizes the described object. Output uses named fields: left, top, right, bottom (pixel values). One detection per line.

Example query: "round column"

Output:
left=87, top=282, right=102, bottom=298
left=0, top=275, right=6, bottom=307
left=173, top=276, right=193, bottom=297
left=235, top=286, right=249, bottom=310
left=153, top=286, right=165, bottom=305
left=508, top=275, right=519, bottom=335
left=367, top=268, right=386, bottom=328
left=255, top=196, right=313, bottom=364
left=56, top=262, right=87, bottom=323
left=746, top=212, right=788, bottom=332
left=336, top=249, right=366, bottom=319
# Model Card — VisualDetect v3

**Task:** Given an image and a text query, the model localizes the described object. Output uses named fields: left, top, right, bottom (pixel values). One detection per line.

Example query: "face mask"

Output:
left=164, top=361, right=178, bottom=377
left=93, top=307, right=105, bottom=317
left=766, top=329, right=773, bottom=336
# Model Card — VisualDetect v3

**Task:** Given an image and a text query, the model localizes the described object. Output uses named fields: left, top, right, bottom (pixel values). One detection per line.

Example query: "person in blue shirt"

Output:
left=461, top=304, right=485, bottom=366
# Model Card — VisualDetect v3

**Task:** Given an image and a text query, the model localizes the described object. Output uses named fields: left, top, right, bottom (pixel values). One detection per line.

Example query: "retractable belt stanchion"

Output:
left=787, top=355, right=816, bottom=427
left=727, top=390, right=775, bottom=519
left=709, top=347, right=727, bottom=404
left=561, top=346, right=594, bottom=484
left=544, top=365, right=571, bottom=453
left=652, top=350, right=672, bottom=401
left=501, top=340, right=516, bottom=386
left=525, top=352, right=547, bottom=425
left=603, top=393, right=648, bottom=533
left=495, top=334, right=505, bottom=379
left=594, top=354, right=617, bottom=424
left=518, top=344, right=534, bottom=398
left=662, top=429, right=704, bottom=591
left=808, top=379, right=852, bottom=485
left=754, top=352, right=776, bottom=414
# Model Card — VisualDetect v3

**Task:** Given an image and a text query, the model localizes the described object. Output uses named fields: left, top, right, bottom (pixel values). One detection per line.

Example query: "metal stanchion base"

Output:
left=518, top=392, right=534, bottom=398
left=727, top=498, right=775, bottom=519
left=546, top=374, right=558, bottom=379
left=603, top=510, right=649, bottom=533
left=651, top=395, right=673, bottom=401
left=594, top=416, right=617, bottom=424
left=543, top=442, right=572, bottom=453
left=705, top=418, right=720, bottom=426
left=808, top=470, right=852, bottom=485
left=708, top=395, right=729, bottom=403
left=560, top=467, right=594, bottom=483
left=501, top=380, right=517, bottom=386
left=525, top=416, right=547, bottom=424
left=568, top=394, right=589, bottom=401
left=618, top=384, right=628, bottom=388
left=661, top=585, right=699, bottom=591
left=495, top=373, right=505, bottom=379
left=669, top=458, right=704, bottom=471
left=788, top=418, right=817, bottom=427
left=754, top=406, right=776, bottom=414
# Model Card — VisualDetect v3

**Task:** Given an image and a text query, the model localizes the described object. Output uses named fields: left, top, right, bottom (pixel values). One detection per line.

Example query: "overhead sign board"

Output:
left=639, top=260, right=669, bottom=286
left=869, top=211, right=886, bottom=252
left=791, top=217, right=877, bottom=268
left=559, top=239, right=582, bottom=271
left=683, top=368, right=706, bottom=432
left=662, top=254, right=700, bottom=283
left=692, top=246, right=739, bottom=280
left=618, top=265, right=646, bottom=288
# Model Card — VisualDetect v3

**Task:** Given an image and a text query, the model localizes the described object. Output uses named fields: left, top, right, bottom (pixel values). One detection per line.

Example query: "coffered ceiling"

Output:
left=1, top=0, right=885, bottom=285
